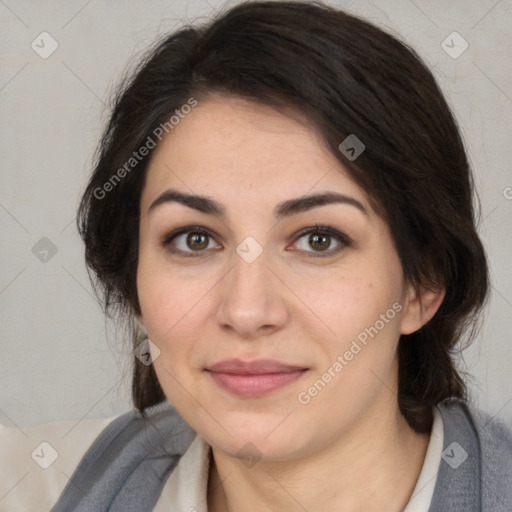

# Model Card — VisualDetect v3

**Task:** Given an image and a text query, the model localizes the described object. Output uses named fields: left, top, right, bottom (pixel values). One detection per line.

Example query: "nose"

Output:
left=215, top=248, right=290, bottom=339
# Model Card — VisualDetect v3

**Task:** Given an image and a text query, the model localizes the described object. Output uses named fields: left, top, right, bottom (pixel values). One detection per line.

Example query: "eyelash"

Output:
left=160, top=224, right=352, bottom=258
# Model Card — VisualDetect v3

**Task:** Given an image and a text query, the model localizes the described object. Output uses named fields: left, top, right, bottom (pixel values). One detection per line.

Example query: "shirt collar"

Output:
left=154, top=407, right=444, bottom=512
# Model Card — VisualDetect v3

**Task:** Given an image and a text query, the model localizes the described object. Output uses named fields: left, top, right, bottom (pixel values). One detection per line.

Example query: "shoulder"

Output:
left=464, top=401, right=512, bottom=509
left=77, top=400, right=195, bottom=464
left=51, top=401, right=196, bottom=511
left=438, top=398, right=512, bottom=467
left=435, top=398, right=512, bottom=511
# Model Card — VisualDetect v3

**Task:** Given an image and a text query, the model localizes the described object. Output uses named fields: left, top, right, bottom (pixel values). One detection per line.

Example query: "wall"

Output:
left=1, top=0, right=511, bottom=428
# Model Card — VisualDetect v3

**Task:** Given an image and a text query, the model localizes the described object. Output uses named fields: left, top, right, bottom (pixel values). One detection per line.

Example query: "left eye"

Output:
left=292, top=226, right=350, bottom=257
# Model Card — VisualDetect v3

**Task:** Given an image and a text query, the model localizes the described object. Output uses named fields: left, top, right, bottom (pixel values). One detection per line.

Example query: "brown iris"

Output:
left=187, top=232, right=209, bottom=250
left=309, top=233, right=330, bottom=251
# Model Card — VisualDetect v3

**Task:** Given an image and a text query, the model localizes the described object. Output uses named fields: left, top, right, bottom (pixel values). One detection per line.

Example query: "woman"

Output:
left=52, top=1, right=512, bottom=511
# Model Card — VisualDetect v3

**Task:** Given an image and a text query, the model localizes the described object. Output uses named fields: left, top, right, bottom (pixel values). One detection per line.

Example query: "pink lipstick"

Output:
left=205, top=359, right=308, bottom=397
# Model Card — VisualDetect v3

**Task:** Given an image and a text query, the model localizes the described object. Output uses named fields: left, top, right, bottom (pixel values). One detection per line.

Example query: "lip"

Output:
left=205, top=358, right=309, bottom=397
left=206, top=358, right=307, bottom=374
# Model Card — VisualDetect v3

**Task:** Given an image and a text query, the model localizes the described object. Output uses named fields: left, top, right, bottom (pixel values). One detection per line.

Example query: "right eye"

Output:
left=161, top=226, right=222, bottom=257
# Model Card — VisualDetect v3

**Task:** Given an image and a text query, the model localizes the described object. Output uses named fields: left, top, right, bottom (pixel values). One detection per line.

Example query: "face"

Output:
left=137, top=95, right=421, bottom=462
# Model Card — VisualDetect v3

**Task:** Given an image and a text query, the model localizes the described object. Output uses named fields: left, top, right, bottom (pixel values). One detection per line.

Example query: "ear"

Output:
left=399, top=284, right=445, bottom=335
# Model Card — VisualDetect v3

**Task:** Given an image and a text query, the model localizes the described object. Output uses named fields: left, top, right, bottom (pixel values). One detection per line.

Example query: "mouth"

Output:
left=205, top=358, right=309, bottom=397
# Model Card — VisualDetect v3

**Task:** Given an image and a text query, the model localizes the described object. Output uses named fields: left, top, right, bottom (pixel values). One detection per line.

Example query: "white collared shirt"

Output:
left=154, top=406, right=444, bottom=511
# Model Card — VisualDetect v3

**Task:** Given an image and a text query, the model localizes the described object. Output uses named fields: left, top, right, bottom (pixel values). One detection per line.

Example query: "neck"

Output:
left=207, top=397, right=431, bottom=512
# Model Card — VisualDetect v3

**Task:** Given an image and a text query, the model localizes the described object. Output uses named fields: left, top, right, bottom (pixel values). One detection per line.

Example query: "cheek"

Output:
left=290, top=261, right=404, bottom=346
left=291, top=261, right=405, bottom=401
left=137, top=268, right=203, bottom=399
left=137, top=252, right=211, bottom=340
left=296, top=291, right=404, bottom=428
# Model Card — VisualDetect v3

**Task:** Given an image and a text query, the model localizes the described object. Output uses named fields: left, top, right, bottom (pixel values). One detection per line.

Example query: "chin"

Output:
left=199, top=412, right=315, bottom=463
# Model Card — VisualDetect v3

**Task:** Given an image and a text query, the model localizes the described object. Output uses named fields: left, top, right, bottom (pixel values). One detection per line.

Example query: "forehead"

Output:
left=142, top=95, right=370, bottom=214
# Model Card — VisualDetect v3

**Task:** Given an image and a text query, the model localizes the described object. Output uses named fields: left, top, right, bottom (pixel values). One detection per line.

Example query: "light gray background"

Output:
left=1, top=0, right=511, bottom=428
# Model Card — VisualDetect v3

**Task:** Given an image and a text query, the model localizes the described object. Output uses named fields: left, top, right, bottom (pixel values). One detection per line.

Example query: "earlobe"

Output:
left=399, top=285, right=445, bottom=335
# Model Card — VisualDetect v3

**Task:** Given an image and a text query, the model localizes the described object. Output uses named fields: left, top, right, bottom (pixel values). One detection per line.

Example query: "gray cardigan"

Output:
left=51, top=398, right=512, bottom=511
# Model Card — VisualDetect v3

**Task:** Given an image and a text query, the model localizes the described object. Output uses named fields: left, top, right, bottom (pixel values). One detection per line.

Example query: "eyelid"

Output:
left=160, top=224, right=351, bottom=257
left=290, top=224, right=352, bottom=257
left=160, top=225, right=221, bottom=256
left=161, top=225, right=214, bottom=245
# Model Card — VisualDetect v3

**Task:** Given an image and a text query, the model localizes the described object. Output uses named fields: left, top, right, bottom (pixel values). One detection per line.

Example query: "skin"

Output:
left=136, top=94, right=444, bottom=512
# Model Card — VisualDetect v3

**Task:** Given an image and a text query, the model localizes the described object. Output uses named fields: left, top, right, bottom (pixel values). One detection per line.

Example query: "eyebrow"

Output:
left=147, top=188, right=368, bottom=219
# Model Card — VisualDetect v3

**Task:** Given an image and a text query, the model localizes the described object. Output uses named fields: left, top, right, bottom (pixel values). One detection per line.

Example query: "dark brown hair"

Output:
left=78, top=0, right=488, bottom=433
